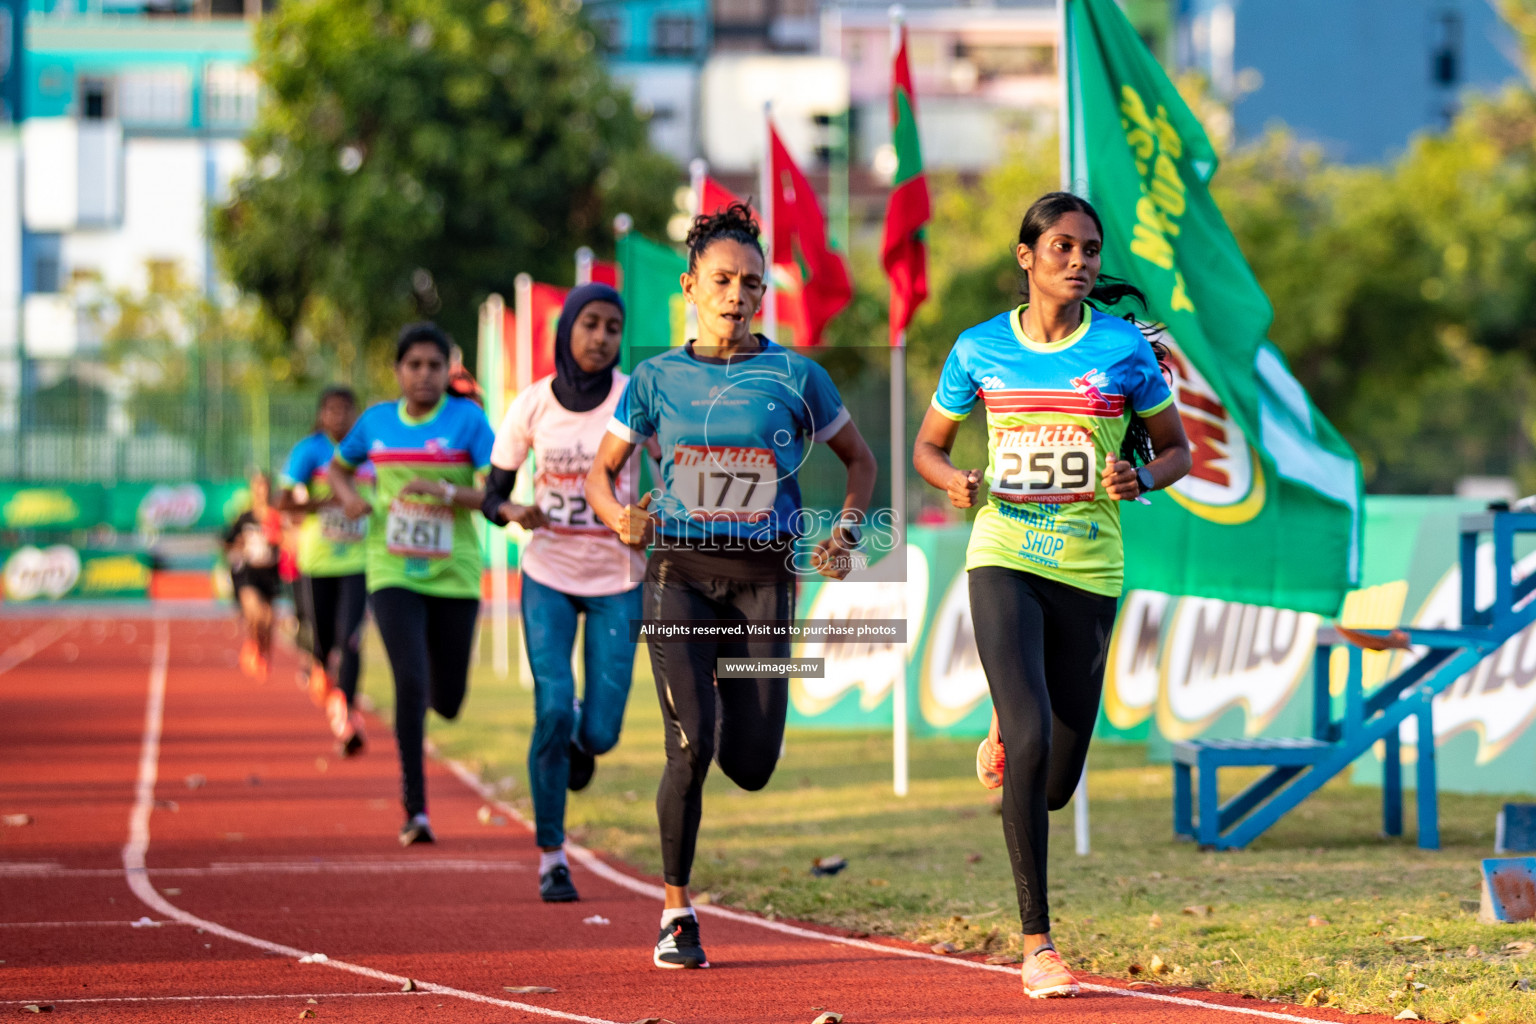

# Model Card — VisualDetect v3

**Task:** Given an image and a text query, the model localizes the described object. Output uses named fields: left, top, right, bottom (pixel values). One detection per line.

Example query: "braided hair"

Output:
left=685, top=201, right=764, bottom=272
left=1016, top=192, right=1171, bottom=467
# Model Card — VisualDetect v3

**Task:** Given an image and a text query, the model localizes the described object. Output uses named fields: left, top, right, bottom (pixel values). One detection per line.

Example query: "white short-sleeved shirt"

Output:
left=492, top=371, right=645, bottom=597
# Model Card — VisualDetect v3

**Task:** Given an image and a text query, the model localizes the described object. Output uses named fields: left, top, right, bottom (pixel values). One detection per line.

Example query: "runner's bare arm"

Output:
left=912, top=406, right=983, bottom=509
left=398, top=475, right=486, bottom=510
left=277, top=484, right=330, bottom=515
left=1102, top=405, right=1191, bottom=502
left=326, top=458, right=372, bottom=520
left=586, top=433, right=653, bottom=548
left=811, top=420, right=878, bottom=580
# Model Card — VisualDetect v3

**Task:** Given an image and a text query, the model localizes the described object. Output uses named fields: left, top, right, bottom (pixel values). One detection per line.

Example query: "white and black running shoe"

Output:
left=653, top=914, right=709, bottom=969
left=399, top=814, right=435, bottom=846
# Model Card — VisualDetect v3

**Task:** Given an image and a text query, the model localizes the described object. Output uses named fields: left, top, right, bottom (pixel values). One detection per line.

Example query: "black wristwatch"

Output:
left=1135, top=466, right=1155, bottom=495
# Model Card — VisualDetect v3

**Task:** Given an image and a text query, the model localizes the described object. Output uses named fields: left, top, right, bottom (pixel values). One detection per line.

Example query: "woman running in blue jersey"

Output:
left=483, top=283, right=651, bottom=904
left=587, top=202, right=878, bottom=970
left=279, top=385, right=372, bottom=756
left=913, top=192, right=1191, bottom=999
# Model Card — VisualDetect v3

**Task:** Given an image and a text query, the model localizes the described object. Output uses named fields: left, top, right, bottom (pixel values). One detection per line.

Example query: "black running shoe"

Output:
left=653, top=914, right=709, bottom=969
left=399, top=815, right=435, bottom=846
left=567, top=742, right=596, bottom=792
left=539, top=864, right=580, bottom=902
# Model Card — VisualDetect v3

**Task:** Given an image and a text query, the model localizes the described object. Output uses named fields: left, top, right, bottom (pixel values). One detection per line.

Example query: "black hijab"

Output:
left=551, top=283, right=625, bottom=413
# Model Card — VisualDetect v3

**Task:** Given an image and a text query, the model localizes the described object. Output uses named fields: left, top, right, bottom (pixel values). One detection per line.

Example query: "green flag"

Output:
left=1065, top=0, right=1362, bottom=615
left=618, top=231, right=688, bottom=370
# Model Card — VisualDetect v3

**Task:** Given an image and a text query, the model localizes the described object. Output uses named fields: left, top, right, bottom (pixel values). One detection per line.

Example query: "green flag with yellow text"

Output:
left=1065, top=0, right=1362, bottom=615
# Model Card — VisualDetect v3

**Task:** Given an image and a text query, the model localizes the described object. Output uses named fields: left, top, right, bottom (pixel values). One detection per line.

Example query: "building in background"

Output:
left=1177, top=0, right=1523, bottom=163
left=584, top=0, right=710, bottom=164
left=3, top=1, right=259, bottom=479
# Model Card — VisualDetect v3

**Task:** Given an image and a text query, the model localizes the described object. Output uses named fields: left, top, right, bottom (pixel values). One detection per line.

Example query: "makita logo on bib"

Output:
left=995, top=424, right=1092, bottom=446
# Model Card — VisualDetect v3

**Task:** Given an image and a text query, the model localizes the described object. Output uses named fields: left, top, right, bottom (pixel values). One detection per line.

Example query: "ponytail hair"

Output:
left=1016, top=191, right=1170, bottom=466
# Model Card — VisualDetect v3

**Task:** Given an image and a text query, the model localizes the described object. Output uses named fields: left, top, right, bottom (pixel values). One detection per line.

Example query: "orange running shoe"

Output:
left=239, top=639, right=259, bottom=678
left=976, top=710, right=1005, bottom=790
left=1021, top=948, right=1080, bottom=999
left=326, top=688, right=350, bottom=739
left=308, top=664, right=333, bottom=707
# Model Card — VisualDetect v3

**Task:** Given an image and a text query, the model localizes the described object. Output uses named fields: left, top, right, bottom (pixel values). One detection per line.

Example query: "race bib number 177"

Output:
left=991, top=424, right=1096, bottom=504
left=673, top=445, right=776, bottom=522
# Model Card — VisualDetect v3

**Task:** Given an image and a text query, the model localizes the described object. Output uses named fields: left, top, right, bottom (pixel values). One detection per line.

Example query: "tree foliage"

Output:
left=213, top=0, right=676, bottom=366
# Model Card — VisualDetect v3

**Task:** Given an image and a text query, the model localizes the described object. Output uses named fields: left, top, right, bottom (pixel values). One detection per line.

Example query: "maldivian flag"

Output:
left=1065, top=0, right=1362, bottom=614
left=503, top=281, right=565, bottom=390
left=617, top=231, right=688, bottom=370
left=881, top=22, right=930, bottom=347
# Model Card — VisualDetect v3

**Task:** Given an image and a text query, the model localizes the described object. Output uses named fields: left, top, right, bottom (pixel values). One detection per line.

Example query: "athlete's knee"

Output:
left=719, top=747, right=779, bottom=792
left=1046, top=785, right=1076, bottom=812
left=533, top=705, right=577, bottom=747
left=583, top=719, right=623, bottom=756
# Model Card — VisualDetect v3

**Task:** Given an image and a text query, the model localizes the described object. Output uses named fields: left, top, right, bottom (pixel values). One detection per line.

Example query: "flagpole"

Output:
left=575, top=246, right=594, bottom=286
left=512, top=273, right=535, bottom=689
left=480, top=293, right=511, bottom=683
left=688, top=159, right=705, bottom=340
left=889, top=4, right=909, bottom=800
left=1058, top=0, right=1091, bottom=857
left=760, top=101, right=778, bottom=342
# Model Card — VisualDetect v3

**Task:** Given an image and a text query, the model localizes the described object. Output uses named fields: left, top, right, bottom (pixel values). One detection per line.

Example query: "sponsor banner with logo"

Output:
left=791, top=499, right=1536, bottom=793
left=0, top=481, right=249, bottom=534
left=1, top=546, right=152, bottom=601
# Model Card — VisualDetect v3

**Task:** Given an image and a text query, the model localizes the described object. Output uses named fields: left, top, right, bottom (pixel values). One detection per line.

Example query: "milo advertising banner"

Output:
left=790, top=498, right=1536, bottom=794
left=0, top=481, right=249, bottom=534
left=1, top=546, right=152, bottom=601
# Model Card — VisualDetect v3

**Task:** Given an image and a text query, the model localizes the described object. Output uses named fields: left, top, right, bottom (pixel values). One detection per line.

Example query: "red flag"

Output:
left=881, top=25, right=930, bottom=346
left=502, top=282, right=567, bottom=388
left=696, top=176, right=808, bottom=343
left=768, top=124, right=851, bottom=347
left=589, top=260, right=621, bottom=288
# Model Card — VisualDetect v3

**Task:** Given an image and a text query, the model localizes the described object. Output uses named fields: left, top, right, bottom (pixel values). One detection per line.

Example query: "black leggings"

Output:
left=968, top=565, right=1117, bottom=935
left=368, top=587, right=480, bottom=818
left=304, top=574, right=367, bottom=703
left=645, top=560, right=793, bottom=887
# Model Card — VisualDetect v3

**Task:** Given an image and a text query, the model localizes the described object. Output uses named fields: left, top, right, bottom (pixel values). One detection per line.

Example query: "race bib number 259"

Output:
left=991, top=424, right=1096, bottom=504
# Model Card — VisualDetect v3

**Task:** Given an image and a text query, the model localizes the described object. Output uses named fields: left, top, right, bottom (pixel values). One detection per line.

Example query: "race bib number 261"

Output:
left=991, top=424, right=1096, bottom=504
left=386, top=499, right=454, bottom=559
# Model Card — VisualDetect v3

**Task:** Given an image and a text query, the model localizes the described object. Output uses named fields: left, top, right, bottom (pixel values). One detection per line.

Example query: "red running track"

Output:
left=0, top=614, right=1400, bottom=1024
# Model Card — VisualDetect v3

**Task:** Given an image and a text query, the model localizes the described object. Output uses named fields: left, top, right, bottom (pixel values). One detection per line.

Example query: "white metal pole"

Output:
left=760, top=101, right=778, bottom=341
left=483, top=293, right=511, bottom=683
left=1058, top=0, right=1090, bottom=854
left=575, top=246, right=594, bottom=286
left=687, top=159, right=706, bottom=340
left=512, top=273, right=535, bottom=688
left=889, top=5, right=909, bottom=799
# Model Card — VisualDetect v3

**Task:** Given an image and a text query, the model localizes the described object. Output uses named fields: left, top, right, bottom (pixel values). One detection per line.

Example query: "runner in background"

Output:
left=587, top=203, right=878, bottom=970
left=223, top=469, right=283, bottom=682
left=483, top=283, right=649, bottom=903
left=280, top=385, right=372, bottom=757
left=912, top=192, right=1191, bottom=999
left=329, top=323, right=494, bottom=846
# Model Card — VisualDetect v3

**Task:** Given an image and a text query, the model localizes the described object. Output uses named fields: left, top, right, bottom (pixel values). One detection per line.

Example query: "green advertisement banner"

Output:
left=0, top=546, right=152, bottom=601
left=788, top=499, right=1536, bottom=794
left=0, top=481, right=249, bottom=533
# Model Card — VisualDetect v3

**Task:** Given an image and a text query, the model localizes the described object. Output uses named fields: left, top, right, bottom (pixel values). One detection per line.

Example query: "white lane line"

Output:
left=121, top=619, right=627, bottom=1024
left=0, top=920, right=186, bottom=928
left=438, top=754, right=1340, bottom=1024
left=4, top=860, right=526, bottom=878
left=2, top=992, right=432, bottom=1006
left=0, top=617, right=77, bottom=678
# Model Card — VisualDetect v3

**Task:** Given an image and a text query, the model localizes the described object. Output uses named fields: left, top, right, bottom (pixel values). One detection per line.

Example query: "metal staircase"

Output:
left=1173, top=511, right=1536, bottom=850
